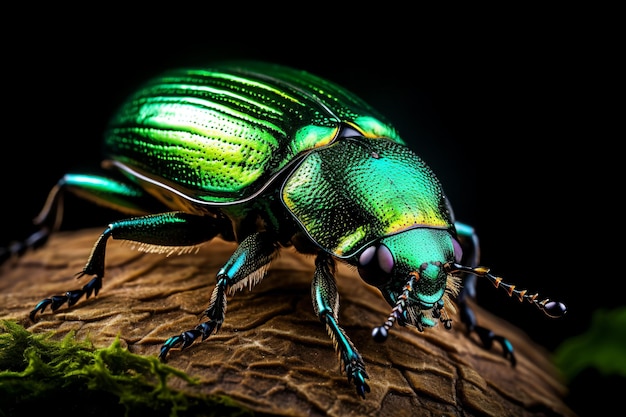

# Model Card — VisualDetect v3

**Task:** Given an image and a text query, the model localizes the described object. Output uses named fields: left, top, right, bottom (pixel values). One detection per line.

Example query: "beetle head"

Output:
left=360, top=228, right=568, bottom=343
left=356, top=227, right=461, bottom=338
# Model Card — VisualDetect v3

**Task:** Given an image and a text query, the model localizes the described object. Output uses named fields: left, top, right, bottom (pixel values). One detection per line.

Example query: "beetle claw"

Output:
left=28, top=276, right=103, bottom=320
left=159, top=335, right=183, bottom=361
left=29, top=298, right=53, bottom=321
left=158, top=320, right=219, bottom=361
left=346, top=361, right=370, bottom=399
left=356, top=382, right=370, bottom=399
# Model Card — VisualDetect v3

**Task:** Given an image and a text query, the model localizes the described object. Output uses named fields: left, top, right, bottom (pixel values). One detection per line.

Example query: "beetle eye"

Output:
left=377, top=244, right=394, bottom=274
left=357, top=244, right=394, bottom=287
left=452, top=238, right=463, bottom=263
left=359, top=246, right=377, bottom=266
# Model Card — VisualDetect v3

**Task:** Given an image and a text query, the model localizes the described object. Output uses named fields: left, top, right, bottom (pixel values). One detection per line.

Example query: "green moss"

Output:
left=0, top=320, right=256, bottom=417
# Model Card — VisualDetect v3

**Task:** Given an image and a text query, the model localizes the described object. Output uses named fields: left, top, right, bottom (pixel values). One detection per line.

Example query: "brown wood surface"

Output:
left=0, top=228, right=575, bottom=417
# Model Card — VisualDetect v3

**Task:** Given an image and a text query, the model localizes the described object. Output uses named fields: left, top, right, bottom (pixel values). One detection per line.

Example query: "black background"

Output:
left=0, top=10, right=619, bottom=416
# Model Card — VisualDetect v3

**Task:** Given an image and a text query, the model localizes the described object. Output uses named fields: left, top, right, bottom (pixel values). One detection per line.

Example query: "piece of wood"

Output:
left=0, top=228, right=575, bottom=416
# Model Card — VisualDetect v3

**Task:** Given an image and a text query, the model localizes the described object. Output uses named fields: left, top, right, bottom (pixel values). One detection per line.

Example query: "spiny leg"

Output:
left=159, top=231, right=279, bottom=360
left=312, top=252, right=370, bottom=398
left=29, top=211, right=222, bottom=320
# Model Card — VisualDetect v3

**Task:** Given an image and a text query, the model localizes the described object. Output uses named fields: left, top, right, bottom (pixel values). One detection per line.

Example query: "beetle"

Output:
left=3, top=61, right=566, bottom=398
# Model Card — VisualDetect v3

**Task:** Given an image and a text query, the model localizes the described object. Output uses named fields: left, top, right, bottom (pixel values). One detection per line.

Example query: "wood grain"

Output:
left=0, top=228, right=575, bottom=416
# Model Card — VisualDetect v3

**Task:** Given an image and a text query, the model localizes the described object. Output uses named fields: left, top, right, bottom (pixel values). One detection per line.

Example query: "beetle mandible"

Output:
left=3, top=61, right=567, bottom=398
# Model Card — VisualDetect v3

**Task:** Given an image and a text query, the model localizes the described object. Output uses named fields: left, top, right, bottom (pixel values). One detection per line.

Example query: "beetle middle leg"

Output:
left=158, top=231, right=279, bottom=360
left=311, top=252, right=370, bottom=398
left=29, top=211, right=222, bottom=320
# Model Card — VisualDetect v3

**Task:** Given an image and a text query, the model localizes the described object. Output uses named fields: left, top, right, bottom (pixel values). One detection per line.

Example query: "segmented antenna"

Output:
left=371, top=274, right=417, bottom=342
left=371, top=263, right=567, bottom=343
left=444, top=262, right=567, bottom=318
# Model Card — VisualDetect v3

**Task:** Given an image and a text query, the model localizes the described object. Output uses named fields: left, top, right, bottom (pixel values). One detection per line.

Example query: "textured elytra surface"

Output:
left=0, top=228, right=575, bottom=417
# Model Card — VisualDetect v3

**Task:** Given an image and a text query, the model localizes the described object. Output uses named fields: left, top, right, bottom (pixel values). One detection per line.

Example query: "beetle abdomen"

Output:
left=104, top=62, right=401, bottom=204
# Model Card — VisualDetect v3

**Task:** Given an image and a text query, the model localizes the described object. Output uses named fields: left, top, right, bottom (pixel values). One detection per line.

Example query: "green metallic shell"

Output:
left=103, top=61, right=402, bottom=204
left=281, top=139, right=452, bottom=257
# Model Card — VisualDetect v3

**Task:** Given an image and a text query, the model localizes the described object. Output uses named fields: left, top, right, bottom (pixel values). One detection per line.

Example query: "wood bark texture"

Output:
left=0, top=228, right=575, bottom=417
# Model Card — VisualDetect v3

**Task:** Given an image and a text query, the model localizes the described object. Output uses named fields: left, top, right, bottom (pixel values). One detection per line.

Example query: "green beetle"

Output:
left=11, top=61, right=565, bottom=398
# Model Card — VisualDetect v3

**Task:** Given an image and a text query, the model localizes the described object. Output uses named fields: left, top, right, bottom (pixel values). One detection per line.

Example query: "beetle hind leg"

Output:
left=312, top=252, right=370, bottom=398
left=29, top=211, right=222, bottom=320
left=2, top=173, right=164, bottom=266
left=0, top=182, right=64, bottom=265
left=159, top=231, right=279, bottom=361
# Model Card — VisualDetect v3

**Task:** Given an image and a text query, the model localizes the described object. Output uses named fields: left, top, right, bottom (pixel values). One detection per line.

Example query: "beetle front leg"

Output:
left=29, top=212, right=222, bottom=320
left=159, top=231, right=279, bottom=360
left=454, top=222, right=516, bottom=366
left=311, top=252, right=370, bottom=398
left=456, top=276, right=516, bottom=366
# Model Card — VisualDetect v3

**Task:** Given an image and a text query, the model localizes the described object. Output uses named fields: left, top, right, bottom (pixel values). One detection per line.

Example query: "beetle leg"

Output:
left=311, top=252, right=370, bottom=398
left=29, top=212, right=222, bottom=321
left=454, top=221, right=480, bottom=301
left=159, top=231, right=279, bottom=361
left=2, top=173, right=164, bottom=266
left=456, top=280, right=516, bottom=366
left=454, top=222, right=516, bottom=366
left=0, top=182, right=64, bottom=265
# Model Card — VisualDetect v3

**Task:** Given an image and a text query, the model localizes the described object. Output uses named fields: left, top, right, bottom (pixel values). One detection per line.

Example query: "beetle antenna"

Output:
left=444, top=262, right=567, bottom=319
left=371, top=274, right=418, bottom=343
